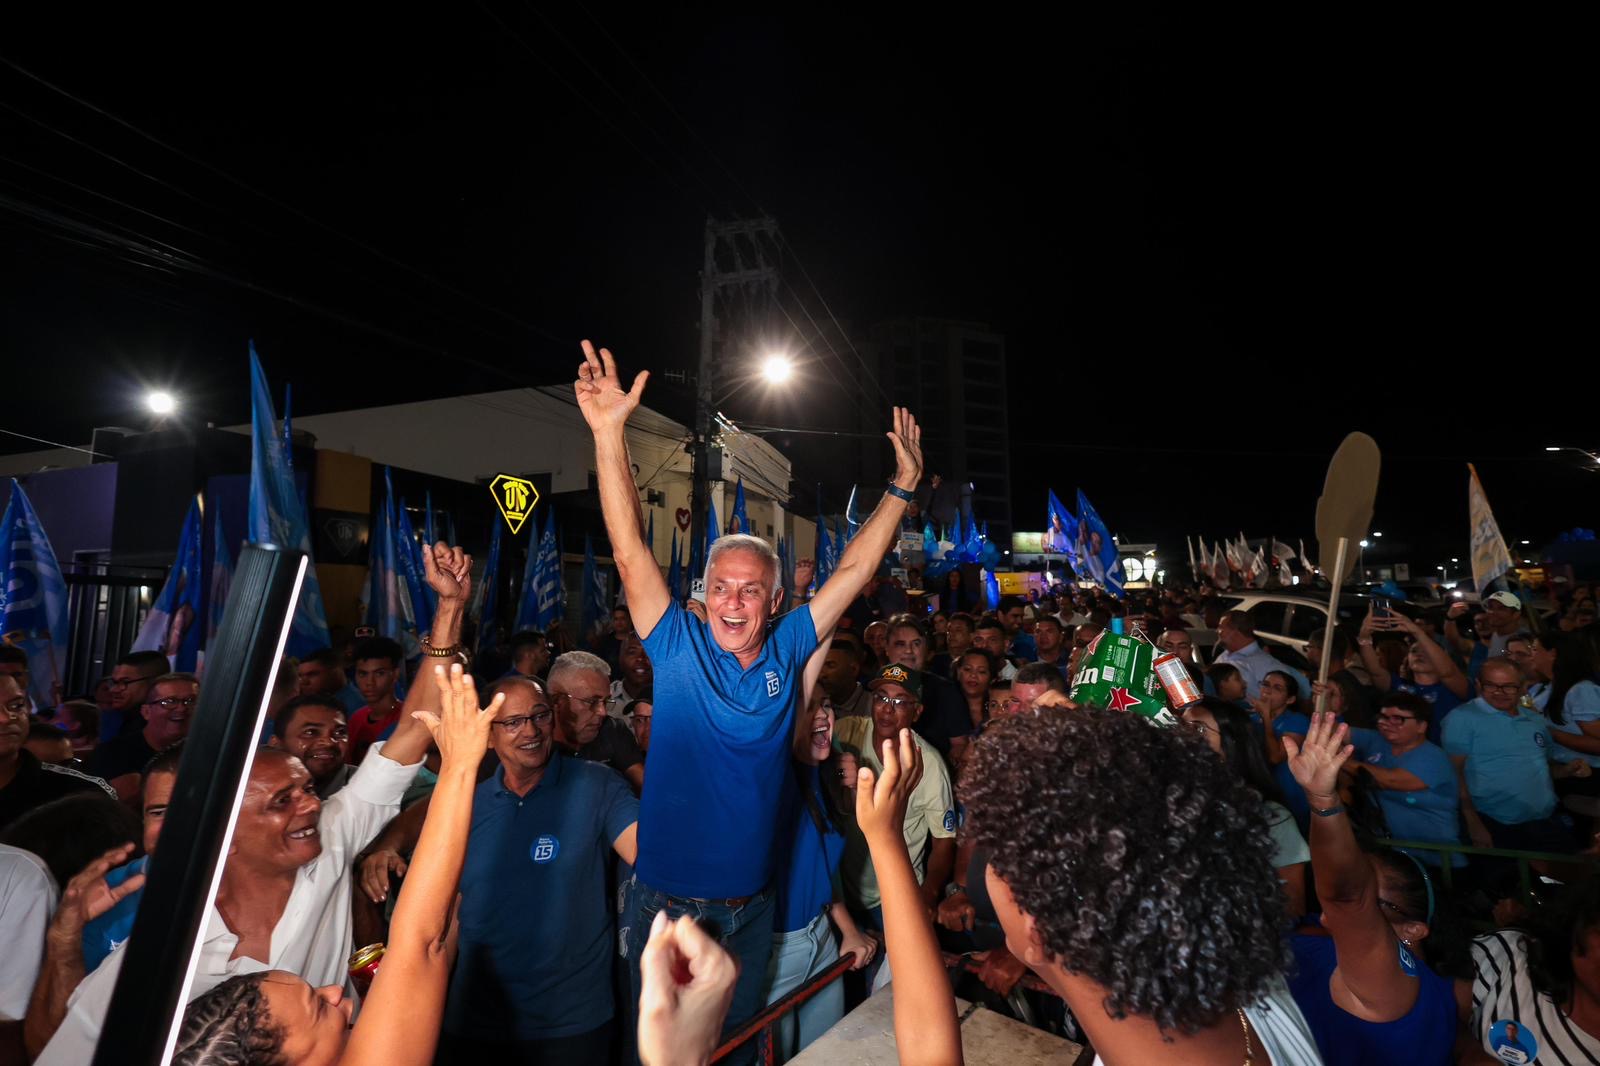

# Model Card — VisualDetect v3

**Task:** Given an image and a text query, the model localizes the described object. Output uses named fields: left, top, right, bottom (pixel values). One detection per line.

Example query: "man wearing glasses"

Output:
left=548, top=651, right=644, bottom=795
left=98, top=650, right=169, bottom=744
left=88, top=672, right=197, bottom=801
left=1442, top=657, right=1591, bottom=853
left=0, top=674, right=115, bottom=831
left=437, top=675, right=638, bottom=1064
left=831, top=662, right=956, bottom=982
left=1344, top=692, right=1464, bottom=869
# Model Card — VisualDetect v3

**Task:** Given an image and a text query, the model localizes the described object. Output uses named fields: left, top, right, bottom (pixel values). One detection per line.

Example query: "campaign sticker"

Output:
left=531, top=835, right=560, bottom=864
left=943, top=810, right=956, bottom=832
left=1534, top=732, right=1548, bottom=749
left=1398, top=941, right=1418, bottom=977
left=1488, top=1019, right=1537, bottom=1064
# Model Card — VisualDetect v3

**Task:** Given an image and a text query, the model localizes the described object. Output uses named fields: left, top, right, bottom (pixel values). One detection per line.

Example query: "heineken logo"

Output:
left=1106, top=687, right=1143, bottom=713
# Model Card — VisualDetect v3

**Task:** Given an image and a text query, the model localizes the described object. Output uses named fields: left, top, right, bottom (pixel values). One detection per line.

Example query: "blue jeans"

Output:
left=764, top=910, right=844, bottom=1062
left=622, top=876, right=777, bottom=1065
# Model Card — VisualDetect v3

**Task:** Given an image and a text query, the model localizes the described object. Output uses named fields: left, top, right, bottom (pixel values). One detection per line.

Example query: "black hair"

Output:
left=947, top=612, right=977, bottom=631
left=0, top=645, right=26, bottom=667
left=273, top=694, right=347, bottom=740
left=300, top=647, right=342, bottom=670
left=956, top=648, right=1000, bottom=679
left=1371, top=849, right=1433, bottom=925
left=1207, top=662, right=1243, bottom=691
left=173, top=973, right=288, bottom=1066
left=1034, top=615, right=1065, bottom=633
left=1539, top=630, right=1598, bottom=727
left=885, top=612, right=929, bottom=640
left=116, top=649, right=171, bottom=676
left=351, top=636, right=403, bottom=667
left=1263, top=669, right=1301, bottom=706
left=963, top=706, right=1292, bottom=1035
left=27, top=720, right=68, bottom=742
left=0, top=792, right=142, bottom=887
left=973, top=617, right=1007, bottom=637
left=144, top=739, right=186, bottom=781
left=997, top=595, right=1027, bottom=613
left=623, top=695, right=653, bottom=717
left=1377, top=690, right=1434, bottom=725
left=1013, top=662, right=1068, bottom=694
left=1308, top=626, right=1352, bottom=660
left=1194, top=698, right=1285, bottom=805
left=508, top=629, right=546, bottom=654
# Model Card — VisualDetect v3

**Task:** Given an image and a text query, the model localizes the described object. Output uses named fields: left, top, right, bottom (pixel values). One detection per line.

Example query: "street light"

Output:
left=760, top=353, right=794, bottom=385
left=1546, top=445, right=1600, bottom=467
left=146, top=391, right=177, bottom=416
left=1372, top=531, right=1383, bottom=538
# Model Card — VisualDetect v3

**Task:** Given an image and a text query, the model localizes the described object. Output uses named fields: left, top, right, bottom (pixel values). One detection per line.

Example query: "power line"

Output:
left=0, top=427, right=111, bottom=458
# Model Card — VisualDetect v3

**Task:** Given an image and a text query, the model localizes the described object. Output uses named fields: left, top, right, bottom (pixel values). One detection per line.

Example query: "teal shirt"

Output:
left=1442, top=699, right=1561, bottom=824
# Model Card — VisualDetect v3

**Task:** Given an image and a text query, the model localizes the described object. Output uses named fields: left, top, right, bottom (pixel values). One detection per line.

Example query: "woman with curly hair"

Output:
left=962, top=705, right=1319, bottom=1064
left=172, top=664, right=501, bottom=1066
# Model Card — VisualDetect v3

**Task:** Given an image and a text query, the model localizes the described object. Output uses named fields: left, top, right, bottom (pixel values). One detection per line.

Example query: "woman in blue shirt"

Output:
left=1283, top=711, right=1457, bottom=1066
left=1357, top=606, right=1473, bottom=744
left=762, top=679, right=876, bottom=1060
left=1530, top=630, right=1600, bottom=803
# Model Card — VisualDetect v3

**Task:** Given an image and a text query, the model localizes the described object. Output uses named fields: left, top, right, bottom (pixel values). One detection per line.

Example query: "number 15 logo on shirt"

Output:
left=531, top=836, right=561, bottom=864
left=765, top=671, right=781, bottom=698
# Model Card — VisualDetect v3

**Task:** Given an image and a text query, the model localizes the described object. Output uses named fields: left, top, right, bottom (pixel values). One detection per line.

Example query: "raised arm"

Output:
left=1355, top=607, right=1394, bottom=693
left=342, top=665, right=499, bottom=1066
left=857, top=729, right=963, bottom=1066
left=809, top=409, right=923, bottom=637
left=382, top=544, right=472, bottom=767
left=1285, top=713, right=1421, bottom=1020
left=1387, top=613, right=1470, bottom=700
left=575, top=340, right=670, bottom=638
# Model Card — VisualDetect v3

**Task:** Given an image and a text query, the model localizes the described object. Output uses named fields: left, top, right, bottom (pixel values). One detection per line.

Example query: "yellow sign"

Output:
left=489, top=474, right=539, bottom=534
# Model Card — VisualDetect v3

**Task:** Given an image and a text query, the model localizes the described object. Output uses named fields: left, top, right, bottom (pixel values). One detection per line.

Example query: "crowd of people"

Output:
left=5, top=343, right=1600, bottom=1064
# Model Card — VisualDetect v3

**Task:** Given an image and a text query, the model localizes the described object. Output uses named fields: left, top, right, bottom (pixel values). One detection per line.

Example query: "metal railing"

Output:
left=1375, top=837, right=1600, bottom=896
left=711, top=952, right=858, bottom=1064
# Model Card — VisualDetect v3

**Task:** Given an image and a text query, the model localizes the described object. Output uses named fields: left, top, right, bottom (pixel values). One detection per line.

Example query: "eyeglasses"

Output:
left=1481, top=682, right=1522, bottom=693
left=1376, top=713, right=1418, bottom=726
left=1184, top=719, right=1217, bottom=735
left=874, top=694, right=915, bottom=708
left=146, top=696, right=199, bottom=711
left=558, top=694, right=607, bottom=712
left=493, top=709, right=554, bottom=733
left=1, top=700, right=29, bottom=721
left=107, top=675, right=156, bottom=689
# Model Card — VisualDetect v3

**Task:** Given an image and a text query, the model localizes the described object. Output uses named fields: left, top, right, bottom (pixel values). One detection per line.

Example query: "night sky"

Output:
left=4, top=11, right=1594, bottom=572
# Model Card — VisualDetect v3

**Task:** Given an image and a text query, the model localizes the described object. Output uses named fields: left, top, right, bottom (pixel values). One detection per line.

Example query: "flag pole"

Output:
left=1313, top=536, right=1349, bottom=716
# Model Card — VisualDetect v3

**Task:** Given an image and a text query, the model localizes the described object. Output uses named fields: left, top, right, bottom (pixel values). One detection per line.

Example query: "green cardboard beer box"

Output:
left=1069, top=630, right=1180, bottom=727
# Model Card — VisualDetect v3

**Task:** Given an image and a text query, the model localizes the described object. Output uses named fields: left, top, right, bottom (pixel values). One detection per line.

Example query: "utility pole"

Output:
left=690, top=216, right=780, bottom=569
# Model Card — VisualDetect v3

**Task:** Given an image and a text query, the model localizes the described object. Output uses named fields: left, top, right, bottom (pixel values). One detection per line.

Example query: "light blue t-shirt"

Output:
left=82, top=855, right=148, bottom=971
left=1360, top=740, right=1464, bottom=867
left=1442, top=699, right=1562, bottom=824
left=1530, top=679, right=1600, bottom=768
left=638, top=601, right=819, bottom=898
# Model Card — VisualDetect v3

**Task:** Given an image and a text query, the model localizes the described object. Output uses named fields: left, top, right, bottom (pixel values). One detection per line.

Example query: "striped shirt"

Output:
left=1471, top=929, right=1600, bottom=1063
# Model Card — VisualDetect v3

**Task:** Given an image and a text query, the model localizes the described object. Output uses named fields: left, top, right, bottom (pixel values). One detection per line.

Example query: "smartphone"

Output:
left=1374, top=597, right=1392, bottom=619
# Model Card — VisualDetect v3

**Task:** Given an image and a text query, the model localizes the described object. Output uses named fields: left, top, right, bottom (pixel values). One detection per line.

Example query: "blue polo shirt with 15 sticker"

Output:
left=638, top=601, right=819, bottom=898
left=444, top=751, right=638, bottom=1041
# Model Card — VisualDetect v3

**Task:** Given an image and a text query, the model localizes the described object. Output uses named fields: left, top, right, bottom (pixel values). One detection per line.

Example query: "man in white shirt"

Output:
left=1214, top=610, right=1309, bottom=699
left=33, top=542, right=471, bottom=1065
left=0, top=844, right=56, bottom=1020
left=605, top=633, right=653, bottom=722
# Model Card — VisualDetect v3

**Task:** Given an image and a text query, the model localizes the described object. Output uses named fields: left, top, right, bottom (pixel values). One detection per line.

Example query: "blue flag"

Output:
left=646, top=510, right=655, bottom=555
left=707, top=496, right=721, bottom=558
left=281, top=385, right=293, bottom=471
left=668, top=528, right=682, bottom=601
left=0, top=481, right=70, bottom=709
left=923, top=522, right=939, bottom=560
left=445, top=511, right=457, bottom=549
left=1045, top=490, right=1081, bottom=571
left=1076, top=490, right=1125, bottom=597
left=207, top=503, right=234, bottom=647
left=732, top=479, right=749, bottom=535
left=424, top=490, right=437, bottom=548
left=514, top=515, right=542, bottom=632
left=959, top=512, right=983, bottom=564
left=534, top=509, right=563, bottom=629
left=365, top=469, right=407, bottom=641
left=582, top=534, right=608, bottom=639
left=474, top=521, right=502, bottom=655
left=248, top=344, right=329, bottom=656
left=131, top=497, right=204, bottom=670
left=395, top=495, right=435, bottom=635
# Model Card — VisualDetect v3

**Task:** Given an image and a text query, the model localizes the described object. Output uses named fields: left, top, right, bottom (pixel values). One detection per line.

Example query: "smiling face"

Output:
left=490, top=682, right=555, bottom=776
left=619, top=635, right=653, bottom=692
left=552, top=669, right=609, bottom=746
left=257, top=971, right=353, bottom=1066
left=870, top=681, right=921, bottom=745
left=234, top=752, right=324, bottom=873
left=797, top=684, right=836, bottom=764
left=1479, top=660, right=1524, bottom=713
left=705, top=548, right=780, bottom=660
left=142, top=678, right=199, bottom=748
left=278, top=704, right=351, bottom=787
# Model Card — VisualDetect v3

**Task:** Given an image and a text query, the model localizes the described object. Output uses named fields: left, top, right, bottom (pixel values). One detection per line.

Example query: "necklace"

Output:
left=1239, top=1008, right=1254, bottom=1065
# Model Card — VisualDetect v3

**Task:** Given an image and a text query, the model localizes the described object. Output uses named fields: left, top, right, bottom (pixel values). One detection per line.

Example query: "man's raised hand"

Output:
left=574, top=339, right=648, bottom=434
left=422, top=542, right=472, bottom=602
left=887, top=407, right=924, bottom=490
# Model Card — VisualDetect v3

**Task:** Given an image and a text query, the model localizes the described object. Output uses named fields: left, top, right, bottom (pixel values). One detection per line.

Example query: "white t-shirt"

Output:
left=0, top=844, right=57, bottom=1020
left=1470, top=929, right=1600, bottom=1063
left=36, top=742, right=420, bottom=1066
left=1265, top=800, right=1310, bottom=869
left=1091, top=979, right=1322, bottom=1065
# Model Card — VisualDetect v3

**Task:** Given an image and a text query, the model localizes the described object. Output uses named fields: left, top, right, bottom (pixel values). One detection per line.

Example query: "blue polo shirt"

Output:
left=1359, top=740, right=1464, bottom=867
left=81, top=855, right=148, bottom=970
left=1442, top=699, right=1560, bottom=824
left=444, top=752, right=638, bottom=1041
left=774, top=765, right=846, bottom=934
left=638, top=601, right=819, bottom=897
left=1532, top=680, right=1600, bottom=768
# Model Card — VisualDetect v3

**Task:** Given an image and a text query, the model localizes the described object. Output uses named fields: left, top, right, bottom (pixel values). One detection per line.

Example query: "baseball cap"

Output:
left=1485, top=591, right=1522, bottom=610
left=866, top=663, right=922, bottom=700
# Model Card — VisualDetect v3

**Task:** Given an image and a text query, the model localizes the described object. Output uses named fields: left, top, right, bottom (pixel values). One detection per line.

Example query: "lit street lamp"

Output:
left=146, top=391, right=177, bottom=416
left=760, top=353, right=794, bottom=385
